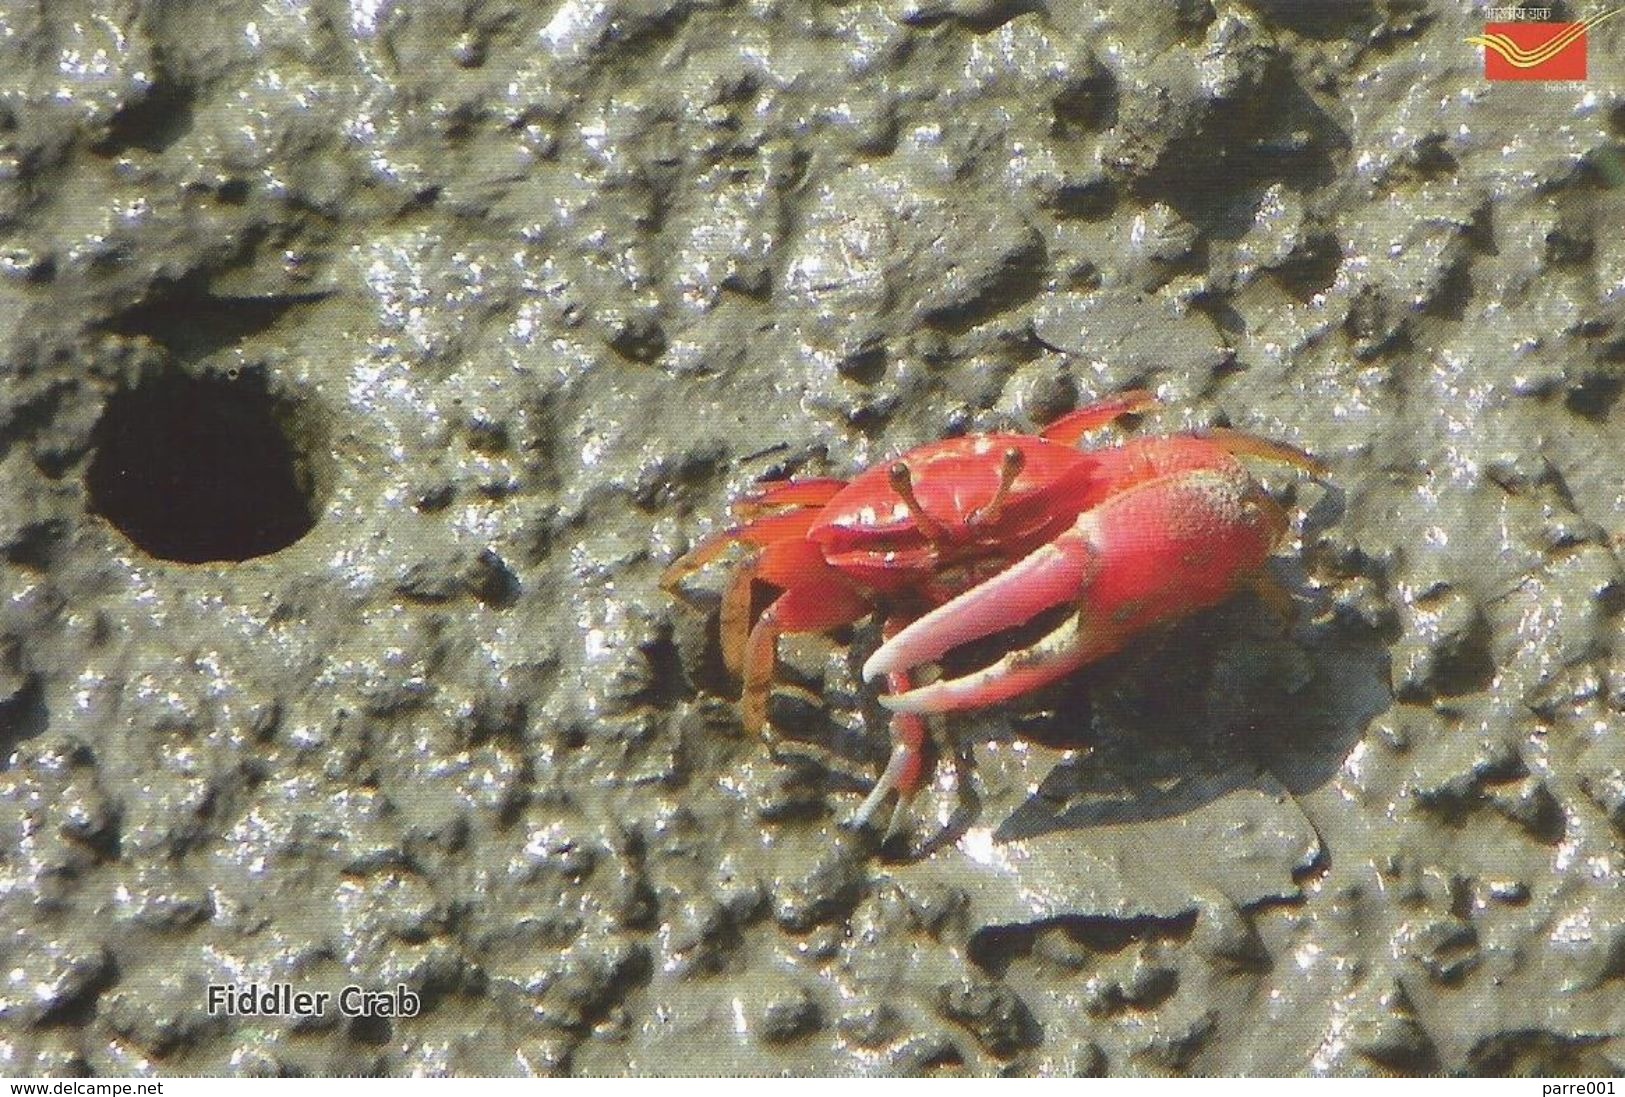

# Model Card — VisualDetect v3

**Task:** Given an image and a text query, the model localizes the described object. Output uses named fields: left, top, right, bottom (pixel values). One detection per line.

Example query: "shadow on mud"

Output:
left=988, top=608, right=1391, bottom=843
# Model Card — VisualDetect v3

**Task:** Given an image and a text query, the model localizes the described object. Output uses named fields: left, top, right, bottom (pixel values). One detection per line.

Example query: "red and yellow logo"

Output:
left=1467, top=8, right=1620, bottom=80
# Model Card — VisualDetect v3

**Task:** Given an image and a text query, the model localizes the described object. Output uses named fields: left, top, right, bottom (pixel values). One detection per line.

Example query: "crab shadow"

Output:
left=987, top=604, right=1389, bottom=845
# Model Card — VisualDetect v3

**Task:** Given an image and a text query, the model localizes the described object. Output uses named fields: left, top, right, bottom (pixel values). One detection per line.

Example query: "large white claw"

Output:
left=862, top=517, right=1100, bottom=710
left=879, top=612, right=1095, bottom=713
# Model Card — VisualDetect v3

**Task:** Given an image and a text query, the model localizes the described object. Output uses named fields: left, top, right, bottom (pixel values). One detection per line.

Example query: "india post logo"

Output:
left=1467, top=8, right=1621, bottom=80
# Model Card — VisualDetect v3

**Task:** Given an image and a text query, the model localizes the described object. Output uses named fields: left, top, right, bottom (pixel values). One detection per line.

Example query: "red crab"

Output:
left=662, top=392, right=1326, bottom=833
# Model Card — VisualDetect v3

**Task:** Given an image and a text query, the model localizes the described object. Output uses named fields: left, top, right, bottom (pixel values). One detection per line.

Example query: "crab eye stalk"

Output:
left=888, top=461, right=947, bottom=543
left=970, top=446, right=1025, bottom=527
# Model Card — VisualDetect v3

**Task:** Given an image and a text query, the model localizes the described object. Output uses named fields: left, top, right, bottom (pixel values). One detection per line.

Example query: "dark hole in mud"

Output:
left=1250, top=0, right=1378, bottom=39
left=836, top=344, right=886, bottom=385
left=4, top=518, right=67, bottom=571
left=639, top=624, right=696, bottom=708
left=86, top=372, right=320, bottom=563
left=1060, top=910, right=1198, bottom=951
left=1131, top=70, right=1349, bottom=239
left=1052, top=178, right=1118, bottom=220
left=1051, top=69, right=1119, bottom=137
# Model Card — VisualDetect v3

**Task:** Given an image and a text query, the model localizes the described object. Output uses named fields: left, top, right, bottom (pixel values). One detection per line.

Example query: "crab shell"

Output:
left=805, top=433, right=1106, bottom=595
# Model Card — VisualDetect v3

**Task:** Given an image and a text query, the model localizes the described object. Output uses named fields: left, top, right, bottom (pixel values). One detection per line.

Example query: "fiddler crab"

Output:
left=663, top=391, right=1327, bottom=836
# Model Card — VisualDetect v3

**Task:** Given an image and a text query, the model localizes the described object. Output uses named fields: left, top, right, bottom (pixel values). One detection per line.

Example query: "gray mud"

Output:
left=3, top=0, right=1625, bottom=1077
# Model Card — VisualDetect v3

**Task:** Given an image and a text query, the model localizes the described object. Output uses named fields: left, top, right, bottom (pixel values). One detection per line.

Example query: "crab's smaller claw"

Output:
left=864, top=461, right=1288, bottom=714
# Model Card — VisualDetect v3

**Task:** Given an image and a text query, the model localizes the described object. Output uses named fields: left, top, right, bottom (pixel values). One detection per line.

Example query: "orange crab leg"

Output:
left=731, top=477, right=848, bottom=520
left=741, top=581, right=872, bottom=733
left=1202, top=428, right=1329, bottom=478
left=717, top=534, right=846, bottom=676
left=719, top=566, right=756, bottom=676
left=709, top=524, right=855, bottom=678
left=867, top=462, right=1285, bottom=714
left=1039, top=390, right=1158, bottom=447
left=662, top=508, right=829, bottom=592
left=850, top=615, right=933, bottom=836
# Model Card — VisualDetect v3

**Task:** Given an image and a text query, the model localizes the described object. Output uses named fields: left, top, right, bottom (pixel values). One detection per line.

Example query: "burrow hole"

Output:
left=86, top=372, right=322, bottom=563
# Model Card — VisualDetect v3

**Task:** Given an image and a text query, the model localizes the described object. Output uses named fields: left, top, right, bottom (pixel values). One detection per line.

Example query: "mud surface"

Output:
left=3, top=0, right=1625, bottom=1077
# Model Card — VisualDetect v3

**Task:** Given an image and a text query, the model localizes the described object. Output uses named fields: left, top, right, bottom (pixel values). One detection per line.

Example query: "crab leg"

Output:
left=719, top=565, right=756, bottom=676
left=1039, top=389, right=1157, bottom=446
left=740, top=579, right=871, bottom=733
left=666, top=497, right=870, bottom=717
left=731, top=477, right=848, bottom=520
left=662, top=508, right=827, bottom=593
left=850, top=616, right=933, bottom=836
left=866, top=465, right=1283, bottom=714
left=1202, top=428, right=1328, bottom=478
